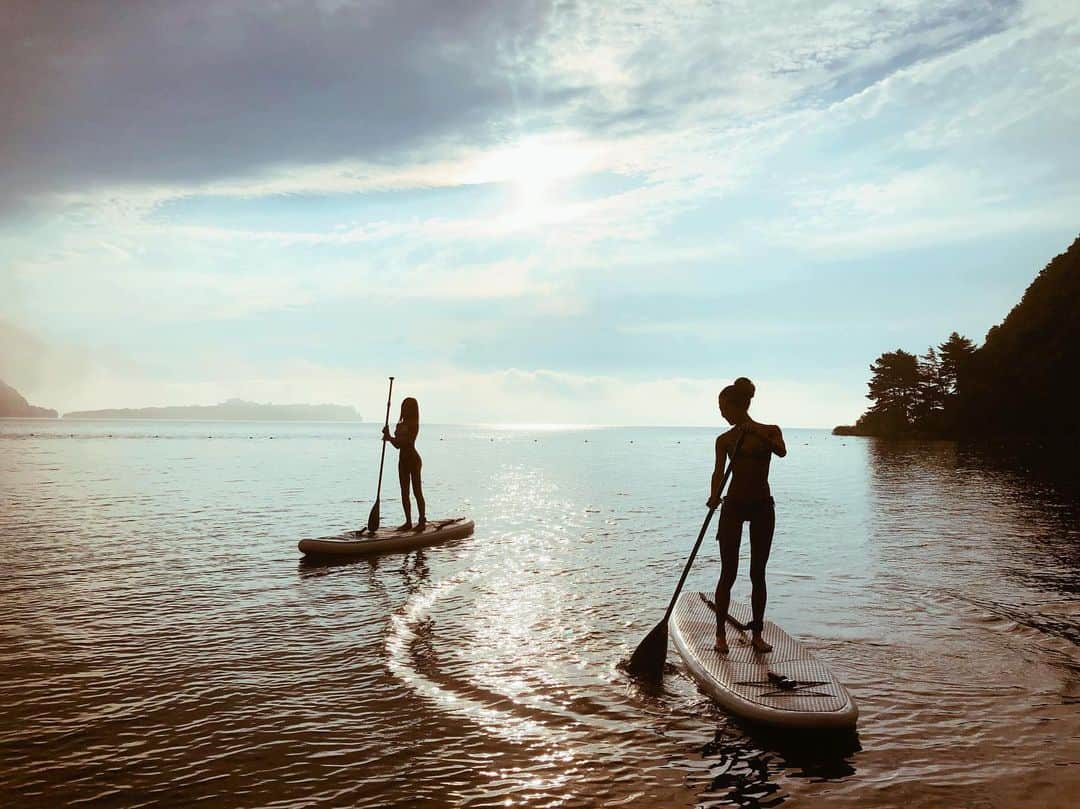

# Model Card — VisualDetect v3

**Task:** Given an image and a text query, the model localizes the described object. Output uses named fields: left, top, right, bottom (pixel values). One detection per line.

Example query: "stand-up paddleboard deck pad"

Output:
left=670, top=592, right=857, bottom=730
left=299, top=517, right=474, bottom=559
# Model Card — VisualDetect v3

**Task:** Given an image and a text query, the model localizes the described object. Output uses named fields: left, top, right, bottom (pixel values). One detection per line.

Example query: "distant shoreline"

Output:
left=60, top=400, right=363, bottom=421
left=831, top=426, right=950, bottom=440
left=56, top=416, right=368, bottom=423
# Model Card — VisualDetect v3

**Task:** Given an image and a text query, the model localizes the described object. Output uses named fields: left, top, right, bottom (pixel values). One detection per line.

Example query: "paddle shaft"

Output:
left=365, top=375, right=395, bottom=533
left=658, top=430, right=746, bottom=626
left=374, top=377, right=394, bottom=503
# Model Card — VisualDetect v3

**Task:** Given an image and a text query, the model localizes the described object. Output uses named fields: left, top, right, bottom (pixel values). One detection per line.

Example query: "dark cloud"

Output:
left=1, top=0, right=557, bottom=209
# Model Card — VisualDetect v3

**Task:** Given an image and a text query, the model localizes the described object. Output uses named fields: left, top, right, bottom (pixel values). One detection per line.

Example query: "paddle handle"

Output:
left=373, top=377, right=394, bottom=502
left=659, top=431, right=745, bottom=624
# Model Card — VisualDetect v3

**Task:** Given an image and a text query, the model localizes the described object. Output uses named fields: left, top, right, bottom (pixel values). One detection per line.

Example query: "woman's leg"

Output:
left=411, top=458, right=426, bottom=526
left=714, top=504, right=742, bottom=653
left=748, top=500, right=776, bottom=652
left=397, top=462, right=413, bottom=528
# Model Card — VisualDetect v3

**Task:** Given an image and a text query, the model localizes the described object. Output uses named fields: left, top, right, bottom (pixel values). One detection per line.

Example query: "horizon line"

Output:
left=5, top=416, right=838, bottom=430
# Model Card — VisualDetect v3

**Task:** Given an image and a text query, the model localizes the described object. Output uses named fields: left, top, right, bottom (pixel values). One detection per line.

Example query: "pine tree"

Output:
left=865, top=349, right=921, bottom=431
left=937, top=332, right=977, bottom=397
left=916, top=346, right=946, bottom=430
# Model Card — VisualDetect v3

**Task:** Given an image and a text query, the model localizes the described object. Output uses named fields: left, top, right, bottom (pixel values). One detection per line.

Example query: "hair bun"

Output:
left=733, top=377, right=755, bottom=401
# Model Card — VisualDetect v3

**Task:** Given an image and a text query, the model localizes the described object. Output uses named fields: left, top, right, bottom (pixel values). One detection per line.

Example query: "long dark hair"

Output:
left=398, top=397, right=419, bottom=434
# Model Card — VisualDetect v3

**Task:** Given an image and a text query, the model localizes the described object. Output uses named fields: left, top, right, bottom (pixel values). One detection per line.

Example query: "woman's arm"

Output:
left=382, top=425, right=401, bottom=448
left=770, top=426, right=787, bottom=457
left=706, top=435, right=729, bottom=507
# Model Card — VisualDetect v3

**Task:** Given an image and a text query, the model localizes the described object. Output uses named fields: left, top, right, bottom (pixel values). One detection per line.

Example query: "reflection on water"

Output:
left=867, top=437, right=1080, bottom=643
left=692, top=725, right=859, bottom=808
left=0, top=420, right=1076, bottom=807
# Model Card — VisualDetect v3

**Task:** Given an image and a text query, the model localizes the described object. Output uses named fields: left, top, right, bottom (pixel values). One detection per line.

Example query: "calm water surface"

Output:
left=1, top=421, right=1077, bottom=807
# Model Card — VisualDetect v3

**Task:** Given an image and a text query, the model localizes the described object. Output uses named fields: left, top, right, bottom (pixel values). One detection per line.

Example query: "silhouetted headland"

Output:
left=63, top=398, right=363, bottom=421
left=835, top=234, right=1079, bottom=443
left=0, top=379, right=57, bottom=418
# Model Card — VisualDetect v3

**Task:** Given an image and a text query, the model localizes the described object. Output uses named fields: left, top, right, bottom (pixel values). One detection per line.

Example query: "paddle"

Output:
left=626, top=431, right=745, bottom=683
left=699, top=592, right=752, bottom=632
left=366, top=376, right=395, bottom=534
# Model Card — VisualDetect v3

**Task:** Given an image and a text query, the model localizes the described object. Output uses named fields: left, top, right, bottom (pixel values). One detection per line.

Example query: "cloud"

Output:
left=3, top=0, right=1034, bottom=215
left=772, top=193, right=1080, bottom=257
left=7, top=0, right=1066, bottom=265
left=2, top=0, right=556, bottom=210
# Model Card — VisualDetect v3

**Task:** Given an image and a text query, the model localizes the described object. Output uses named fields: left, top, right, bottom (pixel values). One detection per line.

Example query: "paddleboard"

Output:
left=298, top=517, right=474, bottom=559
left=669, top=592, right=857, bottom=729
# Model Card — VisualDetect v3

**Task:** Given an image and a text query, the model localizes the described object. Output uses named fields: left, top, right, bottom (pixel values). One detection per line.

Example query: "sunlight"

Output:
left=468, top=135, right=597, bottom=218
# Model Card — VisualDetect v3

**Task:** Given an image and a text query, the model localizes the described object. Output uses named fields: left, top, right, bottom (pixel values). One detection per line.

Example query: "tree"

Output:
left=937, top=332, right=977, bottom=397
left=866, top=349, right=921, bottom=430
left=916, top=346, right=946, bottom=430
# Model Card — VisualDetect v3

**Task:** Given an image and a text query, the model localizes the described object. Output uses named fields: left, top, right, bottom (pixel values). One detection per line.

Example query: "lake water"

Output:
left=1, top=420, right=1077, bottom=807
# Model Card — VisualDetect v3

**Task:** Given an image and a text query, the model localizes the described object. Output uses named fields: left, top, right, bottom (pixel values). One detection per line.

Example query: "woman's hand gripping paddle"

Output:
left=626, top=431, right=745, bottom=683
left=366, top=376, right=394, bottom=534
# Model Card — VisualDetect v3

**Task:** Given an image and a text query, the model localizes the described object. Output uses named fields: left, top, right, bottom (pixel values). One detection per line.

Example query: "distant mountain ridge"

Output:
left=0, top=379, right=58, bottom=418
left=63, top=398, right=363, bottom=421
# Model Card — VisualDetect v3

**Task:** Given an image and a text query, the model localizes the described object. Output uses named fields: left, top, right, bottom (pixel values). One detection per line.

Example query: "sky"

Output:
left=1, top=0, right=1077, bottom=426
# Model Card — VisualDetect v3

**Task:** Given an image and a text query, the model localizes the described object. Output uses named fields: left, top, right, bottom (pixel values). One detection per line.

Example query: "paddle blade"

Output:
left=626, top=620, right=669, bottom=683
left=366, top=500, right=380, bottom=534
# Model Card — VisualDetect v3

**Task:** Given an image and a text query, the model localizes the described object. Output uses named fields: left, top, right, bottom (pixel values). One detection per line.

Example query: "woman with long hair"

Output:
left=706, top=377, right=786, bottom=654
left=382, top=396, right=426, bottom=530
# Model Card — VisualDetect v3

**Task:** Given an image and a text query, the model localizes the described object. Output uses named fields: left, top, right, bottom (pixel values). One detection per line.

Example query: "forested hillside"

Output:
left=835, top=235, right=1079, bottom=439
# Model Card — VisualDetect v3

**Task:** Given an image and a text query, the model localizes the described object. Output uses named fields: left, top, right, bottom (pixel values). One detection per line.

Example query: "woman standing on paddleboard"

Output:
left=382, top=397, right=426, bottom=530
left=707, top=377, right=786, bottom=654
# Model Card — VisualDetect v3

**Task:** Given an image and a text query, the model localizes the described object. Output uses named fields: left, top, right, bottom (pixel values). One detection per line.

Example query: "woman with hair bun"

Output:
left=706, top=377, right=786, bottom=654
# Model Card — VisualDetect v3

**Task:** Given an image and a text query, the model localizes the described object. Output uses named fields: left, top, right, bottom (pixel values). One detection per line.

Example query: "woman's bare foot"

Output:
left=751, top=635, right=773, bottom=654
left=714, top=634, right=729, bottom=654
left=397, top=521, right=413, bottom=531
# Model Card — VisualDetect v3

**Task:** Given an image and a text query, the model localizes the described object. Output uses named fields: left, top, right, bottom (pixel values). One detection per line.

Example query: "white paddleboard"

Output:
left=298, top=517, right=474, bottom=559
left=670, top=592, right=858, bottom=730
